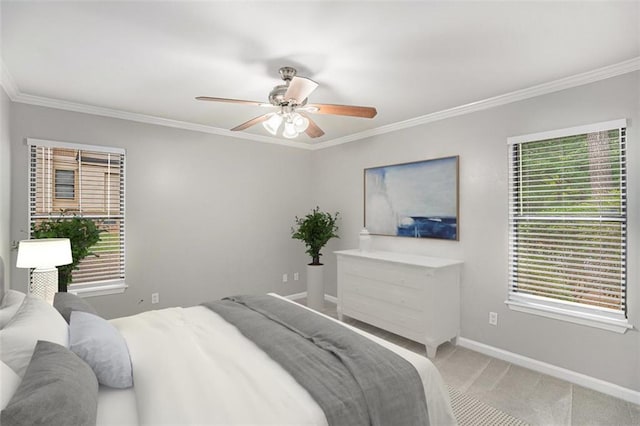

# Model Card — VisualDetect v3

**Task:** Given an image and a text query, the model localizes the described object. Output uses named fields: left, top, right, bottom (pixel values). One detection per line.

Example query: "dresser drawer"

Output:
left=341, top=272, right=424, bottom=311
left=342, top=292, right=424, bottom=335
left=341, top=258, right=425, bottom=290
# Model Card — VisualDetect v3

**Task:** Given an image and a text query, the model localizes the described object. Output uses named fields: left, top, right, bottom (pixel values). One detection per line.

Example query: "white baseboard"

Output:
left=278, top=295, right=639, bottom=404
left=283, top=292, right=338, bottom=304
left=324, top=294, right=338, bottom=304
left=458, top=337, right=640, bottom=405
left=284, top=291, right=307, bottom=301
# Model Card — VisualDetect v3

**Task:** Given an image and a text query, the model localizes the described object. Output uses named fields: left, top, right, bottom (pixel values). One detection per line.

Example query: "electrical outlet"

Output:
left=489, top=311, right=498, bottom=326
left=293, top=272, right=299, bottom=281
left=151, top=293, right=159, bottom=304
left=282, top=273, right=288, bottom=283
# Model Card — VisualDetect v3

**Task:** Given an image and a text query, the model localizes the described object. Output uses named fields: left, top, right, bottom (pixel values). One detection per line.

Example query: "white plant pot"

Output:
left=306, top=264, right=324, bottom=311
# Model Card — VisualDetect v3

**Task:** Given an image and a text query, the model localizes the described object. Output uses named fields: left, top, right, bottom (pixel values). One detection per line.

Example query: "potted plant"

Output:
left=31, top=213, right=103, bottom=292
left=291, top=206, right=339, bottom=310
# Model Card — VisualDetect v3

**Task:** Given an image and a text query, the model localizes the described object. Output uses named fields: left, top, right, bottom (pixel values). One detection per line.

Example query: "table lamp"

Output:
left=17, top=238, right=72, bottom=303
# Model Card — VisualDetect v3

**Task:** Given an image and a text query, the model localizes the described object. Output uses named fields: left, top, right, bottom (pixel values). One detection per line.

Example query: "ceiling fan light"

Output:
left=282, top=122, right=299, bottom=139
left=292, top=113, right=309, bottom=132
left=263, top=113, right=283, bottom=135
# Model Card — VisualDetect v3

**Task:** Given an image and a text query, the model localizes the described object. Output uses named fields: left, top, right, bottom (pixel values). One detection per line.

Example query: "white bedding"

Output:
left=99, top=295, right=456, bottom=425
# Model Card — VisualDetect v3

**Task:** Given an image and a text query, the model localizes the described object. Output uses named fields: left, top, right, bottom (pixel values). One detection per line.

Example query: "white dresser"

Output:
left=335, top=249, right=463, bottom=358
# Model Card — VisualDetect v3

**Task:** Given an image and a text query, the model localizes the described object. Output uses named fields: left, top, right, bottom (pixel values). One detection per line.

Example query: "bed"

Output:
left=0, top=260, right=456, bottom=425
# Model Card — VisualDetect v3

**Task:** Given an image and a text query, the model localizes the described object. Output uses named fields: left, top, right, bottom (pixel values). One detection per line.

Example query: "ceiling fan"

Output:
left=196, top=66, right=377, bottom=139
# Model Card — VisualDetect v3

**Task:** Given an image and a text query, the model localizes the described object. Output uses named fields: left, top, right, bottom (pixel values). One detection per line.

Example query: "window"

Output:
left=54, top=169, right=75, bottom=199
left=507, top=120, right=630, bottom=333
left=28, top=139, right=126, bottom=296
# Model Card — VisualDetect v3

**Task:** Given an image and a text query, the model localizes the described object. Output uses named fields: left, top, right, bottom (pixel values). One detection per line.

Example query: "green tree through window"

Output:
left=509, top=123, right=627, bottom=316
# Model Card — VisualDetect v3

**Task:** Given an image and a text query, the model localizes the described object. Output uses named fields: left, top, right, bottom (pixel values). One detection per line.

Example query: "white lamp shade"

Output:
left=282, top=121, right=299, bottom=139
left=292, top=113, right=309, bottom=132
left=16, top=238, right=72, bottom=269
left=262, top=113, right=283, bottom=136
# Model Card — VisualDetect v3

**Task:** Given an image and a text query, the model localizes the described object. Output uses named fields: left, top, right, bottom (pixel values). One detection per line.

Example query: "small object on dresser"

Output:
left=359, top=228, right=372, bottom=252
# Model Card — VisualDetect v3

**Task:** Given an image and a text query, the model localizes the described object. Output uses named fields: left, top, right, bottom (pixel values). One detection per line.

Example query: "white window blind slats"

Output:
left=507, top=221, right=624, bottom=232
left=513, top=267, right=627, bottom=283
left=512, top=258, right=624, bottom=273
left=514, top=216, right=626, bottom=222
left=509, top=278, right=625, bottom=297
left=508, top=124, right=627, bottom=316
left=509, top=284, right=625, bottom=304
left=509, top=273, right=627, bottom=290
left=517, top=182, right=626, bottom=193
left=515, top=146, right=623, bottom=163
left=28, top=144, right=125, bottom=286
left=510, top=235, right=624, bottom=249
left=508, top=287, right=622, bottom=310
left=512, top=238, right=624, bottom=250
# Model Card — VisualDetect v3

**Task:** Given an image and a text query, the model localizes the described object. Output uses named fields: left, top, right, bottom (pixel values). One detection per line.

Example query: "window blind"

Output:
left=28, top=140, right=125, bottom=286
left=508, top=121, right=626, bottom=315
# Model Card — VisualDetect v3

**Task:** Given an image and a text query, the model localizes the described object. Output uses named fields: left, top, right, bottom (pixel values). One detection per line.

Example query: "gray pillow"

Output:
left=69, top=311, right=133, bottom=388
left=53, top=292, right=99, bottom=324
left=1, top=340, right=98, bottom=426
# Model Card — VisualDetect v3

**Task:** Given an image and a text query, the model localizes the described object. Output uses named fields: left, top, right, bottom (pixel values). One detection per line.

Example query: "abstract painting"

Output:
left=364, top=156, right=459, bottom=240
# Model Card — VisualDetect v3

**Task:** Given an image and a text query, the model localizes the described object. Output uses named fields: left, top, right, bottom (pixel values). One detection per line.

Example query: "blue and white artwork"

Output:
left=364, top=156, right=459, bottom=240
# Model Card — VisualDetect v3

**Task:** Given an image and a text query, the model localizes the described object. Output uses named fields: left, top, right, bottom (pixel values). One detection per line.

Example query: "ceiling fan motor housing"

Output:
left=278, top=66, right=297, bottom=82
left=268, top=85, right=289, bottom=106
left=269, top=67, right=308, bottom=107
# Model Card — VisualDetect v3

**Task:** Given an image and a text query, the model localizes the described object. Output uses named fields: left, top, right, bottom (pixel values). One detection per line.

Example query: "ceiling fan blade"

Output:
left=196, top=96, right=264, bottom=107
left=306, top=103, right=377, bottom=118
left=299, top=112, right=325, bottom=138
left=284, top=77, right=318, bottom=104
left=231, top=114, right=271, bottom=131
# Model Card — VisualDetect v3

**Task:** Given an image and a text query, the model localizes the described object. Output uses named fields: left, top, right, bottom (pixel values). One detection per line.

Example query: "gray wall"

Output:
left=9, top=103, right=312, bottom=318
left=7, top=72, right=639, bottom=392
left=0, top=89, right=11, bottom=292
left=312, top=72, right=640, bottom=391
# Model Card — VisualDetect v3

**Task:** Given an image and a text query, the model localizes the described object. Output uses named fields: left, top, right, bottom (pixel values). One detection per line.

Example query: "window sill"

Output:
left=506, top=296, right=633, bottom=334
left=67, top=280, right=128, bottom=298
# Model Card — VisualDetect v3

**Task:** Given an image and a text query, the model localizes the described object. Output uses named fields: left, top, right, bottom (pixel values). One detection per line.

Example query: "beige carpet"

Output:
left=448, top=386, right=529, bottom=426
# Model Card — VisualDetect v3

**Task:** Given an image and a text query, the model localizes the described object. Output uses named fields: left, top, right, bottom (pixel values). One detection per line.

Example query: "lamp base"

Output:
left=30, top=267, right=58, bottom=304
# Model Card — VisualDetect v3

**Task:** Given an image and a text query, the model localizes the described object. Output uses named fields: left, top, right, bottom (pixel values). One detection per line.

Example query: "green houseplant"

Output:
left=291, top=206, right=340, bottom=265
left=31, top=214, right=103, bottom=291
left=291, top=207, right=339, bottom=311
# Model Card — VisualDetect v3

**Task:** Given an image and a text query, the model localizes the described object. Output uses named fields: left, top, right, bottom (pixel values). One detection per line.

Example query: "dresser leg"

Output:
left=337, top=306, right=343, bottom=321
left=425, top=344, right=437, bottom=359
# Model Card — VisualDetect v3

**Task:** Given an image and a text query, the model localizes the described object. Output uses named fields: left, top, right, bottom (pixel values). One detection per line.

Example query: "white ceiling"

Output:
left=1, top=1, right=639, bottom=147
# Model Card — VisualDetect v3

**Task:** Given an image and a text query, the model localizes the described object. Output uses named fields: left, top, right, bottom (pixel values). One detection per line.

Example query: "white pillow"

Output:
left=0, top=360, right=21, bottom=410
left=0, top=294, right=69, bottom=377
left=70, top=311, right=133, bottom=388
left=0, top=290, right=27, bottom=329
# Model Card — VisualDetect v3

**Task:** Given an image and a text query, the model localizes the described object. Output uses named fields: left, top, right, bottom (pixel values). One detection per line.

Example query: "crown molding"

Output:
left=10, top=91, right=314, bottom=150
left=0, top=58, right=20, bottom=100
left=3, top=56, right=638, bottom=151
left=310, top=56, right=640, bottom=150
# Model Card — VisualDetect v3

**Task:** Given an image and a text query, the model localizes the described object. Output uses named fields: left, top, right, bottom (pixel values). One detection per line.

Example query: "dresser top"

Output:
left=334, top=249, right=463, bottom=269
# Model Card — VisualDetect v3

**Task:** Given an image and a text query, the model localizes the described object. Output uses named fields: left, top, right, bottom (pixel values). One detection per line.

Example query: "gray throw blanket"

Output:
left=203, top=295, right=429, bottom=426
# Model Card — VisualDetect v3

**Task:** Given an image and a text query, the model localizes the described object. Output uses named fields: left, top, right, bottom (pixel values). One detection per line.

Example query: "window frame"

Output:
left=54, top=169, right=76, bottom=200
left=506, top=120, right=631, bottom=333
left=26, top=138, right=127, bottom=298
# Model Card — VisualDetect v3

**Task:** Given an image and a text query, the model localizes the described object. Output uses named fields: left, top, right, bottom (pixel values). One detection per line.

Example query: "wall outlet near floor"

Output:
left=282, top=273, right=288, bottom=283
left=293, top=272, right=299, bottom=281
left=489, top=311, right=498, bottom=326
left=151, top=293, right=159, bottom=304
